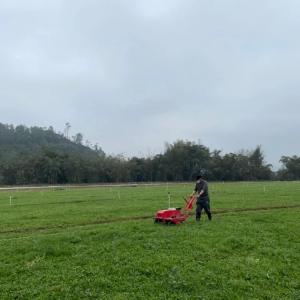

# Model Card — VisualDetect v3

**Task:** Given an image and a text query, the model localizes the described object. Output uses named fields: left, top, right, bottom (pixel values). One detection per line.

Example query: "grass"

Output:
left=0, top=182, right=300, bottom=299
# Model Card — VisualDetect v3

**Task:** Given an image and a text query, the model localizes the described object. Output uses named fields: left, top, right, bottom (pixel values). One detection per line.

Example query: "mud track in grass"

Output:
left=1, top=204, right=300, bottom=235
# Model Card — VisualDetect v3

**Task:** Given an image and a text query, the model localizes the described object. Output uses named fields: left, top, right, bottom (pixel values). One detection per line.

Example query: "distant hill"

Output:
left=0, top=123, right=288, bottom=185
left=0, top=122, right=103, bottom=159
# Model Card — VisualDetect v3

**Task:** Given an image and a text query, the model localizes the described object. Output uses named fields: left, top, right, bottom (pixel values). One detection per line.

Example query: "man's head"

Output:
left=196, top=175, right=203, bottom=181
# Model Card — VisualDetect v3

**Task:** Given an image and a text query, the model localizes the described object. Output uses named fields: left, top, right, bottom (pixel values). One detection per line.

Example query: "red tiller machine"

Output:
left=154, top=196, right=196, bottom=225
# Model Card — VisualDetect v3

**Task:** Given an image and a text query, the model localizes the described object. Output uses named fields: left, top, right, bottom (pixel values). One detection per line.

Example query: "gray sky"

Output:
left=1, top=0, right=300, bottom=170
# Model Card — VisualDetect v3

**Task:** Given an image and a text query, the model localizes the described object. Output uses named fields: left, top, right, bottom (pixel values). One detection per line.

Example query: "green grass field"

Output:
left=1, top=182, right=300, bottom=299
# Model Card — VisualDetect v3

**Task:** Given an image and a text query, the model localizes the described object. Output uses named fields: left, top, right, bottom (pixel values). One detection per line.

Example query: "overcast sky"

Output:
left=1, top=0, right=299, bottom=170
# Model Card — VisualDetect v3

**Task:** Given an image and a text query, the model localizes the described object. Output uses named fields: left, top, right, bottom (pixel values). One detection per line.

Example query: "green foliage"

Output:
left=0, top=122, right=105, bottom=185
left=163, top=140, right=211, bottom=181
left=0, top=122, right=100, bottom=157
left=0, top=123, right=298, bottom=185
left=277, top=155, right=300, bottom=180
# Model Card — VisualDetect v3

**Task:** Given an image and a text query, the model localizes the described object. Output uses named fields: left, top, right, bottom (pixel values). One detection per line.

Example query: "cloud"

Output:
left=1, top=0, right=300, bottom=170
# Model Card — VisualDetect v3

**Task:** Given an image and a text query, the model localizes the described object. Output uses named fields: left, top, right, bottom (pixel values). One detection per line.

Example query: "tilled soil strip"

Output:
left=1, top=204, right=300, bottom=235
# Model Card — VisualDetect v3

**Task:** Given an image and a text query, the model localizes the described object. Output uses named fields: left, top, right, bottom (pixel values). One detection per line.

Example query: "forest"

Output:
left=0, top=122, right=299, bottom=185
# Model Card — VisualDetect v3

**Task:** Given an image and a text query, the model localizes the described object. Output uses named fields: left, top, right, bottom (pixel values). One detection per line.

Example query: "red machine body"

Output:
left=154, top=196, right=196, bottom=225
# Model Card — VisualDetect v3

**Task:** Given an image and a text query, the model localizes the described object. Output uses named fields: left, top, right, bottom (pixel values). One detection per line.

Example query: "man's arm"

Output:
left=190, top=190, right=196, bottom=197
left=197, top=182, right=207, bottom=198
left=197, top=189, right=205, bottom=197
left=190, top=185, right=197, bottom=197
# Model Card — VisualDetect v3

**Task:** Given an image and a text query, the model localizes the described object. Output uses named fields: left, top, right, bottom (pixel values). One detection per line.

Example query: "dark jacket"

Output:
left=194, top=180, right=209, bottom=196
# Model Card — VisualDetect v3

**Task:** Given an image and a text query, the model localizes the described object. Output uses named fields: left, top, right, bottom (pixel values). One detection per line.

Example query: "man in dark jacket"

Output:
left=190, top=175, right=212, bottom=221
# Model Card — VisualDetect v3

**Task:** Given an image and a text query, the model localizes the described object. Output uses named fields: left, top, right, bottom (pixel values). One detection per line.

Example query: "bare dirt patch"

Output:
left=1, top=204, right=300, bottom=235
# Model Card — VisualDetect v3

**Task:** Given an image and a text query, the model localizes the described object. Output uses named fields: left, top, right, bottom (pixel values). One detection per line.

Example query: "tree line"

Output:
left=0, top=123, right=299, bottom=185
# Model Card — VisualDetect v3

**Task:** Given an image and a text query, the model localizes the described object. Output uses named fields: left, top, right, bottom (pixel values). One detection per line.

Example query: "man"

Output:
left=190, top=175, right=212, bottom=221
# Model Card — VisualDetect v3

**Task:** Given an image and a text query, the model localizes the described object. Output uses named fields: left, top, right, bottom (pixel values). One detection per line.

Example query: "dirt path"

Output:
left=1, top=204, right=300, bottom=235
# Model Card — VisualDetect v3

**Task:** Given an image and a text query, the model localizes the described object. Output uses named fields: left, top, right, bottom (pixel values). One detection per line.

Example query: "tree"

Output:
left=248, top=146, right=273, bottom=180
left=72, top=133, right=83, bottom=145
left=163, top=140, right=210, bottom=181
left=209, top=149, right=223, bottom=180
left=278, top=156, right=300, bottom=180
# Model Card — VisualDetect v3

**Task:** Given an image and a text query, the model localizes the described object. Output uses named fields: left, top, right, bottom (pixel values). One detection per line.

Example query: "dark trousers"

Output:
left=196, top=197, right=211, bottom=220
